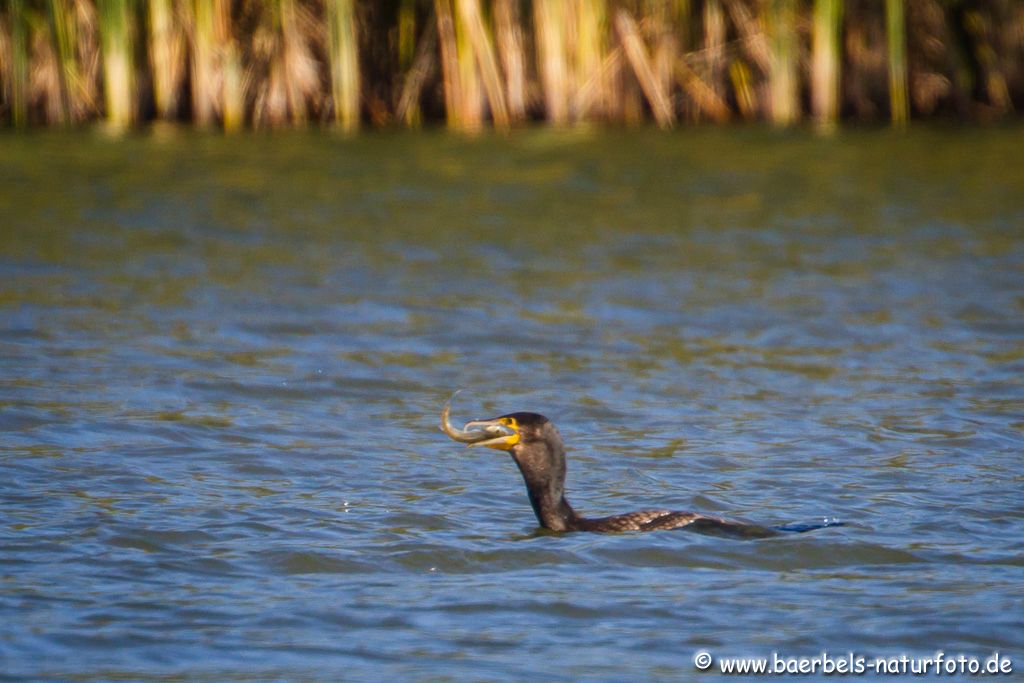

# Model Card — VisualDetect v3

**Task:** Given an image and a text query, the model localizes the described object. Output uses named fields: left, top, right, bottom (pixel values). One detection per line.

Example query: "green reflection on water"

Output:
left=2, top=128, right=1022, bottom=259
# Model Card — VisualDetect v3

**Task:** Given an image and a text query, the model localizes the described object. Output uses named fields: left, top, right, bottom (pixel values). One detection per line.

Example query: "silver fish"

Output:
left=439, top=391, right=514, bottom=445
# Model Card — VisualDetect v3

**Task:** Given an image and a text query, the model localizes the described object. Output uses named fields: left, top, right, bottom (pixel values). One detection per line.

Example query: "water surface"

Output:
left=2, top=128, right=1022, bottom=680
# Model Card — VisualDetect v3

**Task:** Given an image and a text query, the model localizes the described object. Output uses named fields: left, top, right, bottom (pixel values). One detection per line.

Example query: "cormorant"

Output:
left=440, top=396, right=837, bottom=537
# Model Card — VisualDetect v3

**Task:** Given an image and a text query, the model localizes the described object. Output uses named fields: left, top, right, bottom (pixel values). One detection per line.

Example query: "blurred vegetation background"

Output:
left=1, top=0, right=1021, bottom=131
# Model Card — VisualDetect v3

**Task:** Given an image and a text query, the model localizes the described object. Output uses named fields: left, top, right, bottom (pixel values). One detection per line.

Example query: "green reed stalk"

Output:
left=327, top=0, right=359, bottom=131
left=48, top=0, right=80, bottom=124
left=6, top=0, right=1024, bottom=129
left=811, top=0, right=842, bottom=126
left=148, top=0, right=182, bottom=119
left=97, top=0, right=134, bottom=129
left=220, top=0, right=243, bottom=130
left=191, top=0, right=216, bottom=126
left=222, top=38, right=243, bottom=131
left=885, top=0, right=908, bottom=126
left=9, top=0, right=30, bottom=127
left=767, top=0, right=799, bottom=125
left=397, top=0, right=416, bottom=70
left=728, top=60, right=755, bottom=120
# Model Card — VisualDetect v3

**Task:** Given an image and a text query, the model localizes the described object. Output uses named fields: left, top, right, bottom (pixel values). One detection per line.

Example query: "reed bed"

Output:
left=2, top=0, right=1023, bottom=130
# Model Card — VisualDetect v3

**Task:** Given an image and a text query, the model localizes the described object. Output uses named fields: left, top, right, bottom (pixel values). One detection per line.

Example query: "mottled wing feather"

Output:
left=580, top=509, right=696, bottom=532
left=638, top=511, right=704, bottom=531
left=580, top=510, right=779, bottom=537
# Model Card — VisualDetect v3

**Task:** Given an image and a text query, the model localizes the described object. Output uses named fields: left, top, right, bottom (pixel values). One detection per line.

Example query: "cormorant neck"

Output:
left=511, top=438, right=580, bottom=532
left=526, top=486, right=578, bottom=532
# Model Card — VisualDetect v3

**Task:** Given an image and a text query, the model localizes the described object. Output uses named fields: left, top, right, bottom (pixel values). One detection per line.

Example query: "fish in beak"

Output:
left=440, top=392, right=520, bottom=450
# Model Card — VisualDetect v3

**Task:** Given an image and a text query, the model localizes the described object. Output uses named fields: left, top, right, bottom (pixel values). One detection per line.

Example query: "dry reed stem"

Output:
left=575, top=0, right=607, bottom=117
left=675, top=52, right=731, bottom=122
left=454, top=0, right=483, bottom=129
left=281, top=0, right=308, bottom=125
left=4, top=0, right=1023, bottom=130
left=702, top=0, right=727, bottom=115
left=723, top=0, right=770, bottom=73
left=456, top=0, right=509, bottom=129
left=250, top=0, right=320, bottom=127
left=35, top=13, right=67, bottom=124
left=493, top=0, right=527, bottom=121
left=48, top=0, right=79, bottom=124
left=767, top=0, right=799, bottom=125
left=71, top=0, right=100, bottom=118
left=534, top=0, right=570, bottom=124
left=648, top=1, right=674, bottom=103
left=148, top=0, right=184, bottom=120
left=962, top=9, right=1012, bottom=115
left=434, top=0, right=463, bottom=129
left=396, top=21, right=437, bottom=126
left=615, top=9, right=674, bottom=128
left=573, top=47, right=621, bottom=117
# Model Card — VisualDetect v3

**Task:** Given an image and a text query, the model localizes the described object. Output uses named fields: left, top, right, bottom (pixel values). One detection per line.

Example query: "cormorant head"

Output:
left=440, top=395, right=575, bottom=530
left=440, top=398, right=566, bottom=480
left=468, top=412, right=553, bottom=451
left=483, top=413, right=567, bottom=485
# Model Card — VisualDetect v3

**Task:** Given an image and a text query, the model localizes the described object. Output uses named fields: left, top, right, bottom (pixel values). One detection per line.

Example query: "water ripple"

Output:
left=1, top=130, right=1022, bottom=680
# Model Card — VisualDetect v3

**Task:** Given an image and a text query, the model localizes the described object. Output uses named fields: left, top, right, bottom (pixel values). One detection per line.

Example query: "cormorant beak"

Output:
left=461, top=418, right=520, bottom=450
left=440, top=394, right=520, bottom=450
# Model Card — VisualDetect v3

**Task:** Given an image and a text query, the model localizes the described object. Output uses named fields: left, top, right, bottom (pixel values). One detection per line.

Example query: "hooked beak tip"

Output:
left=440, top=392, right=517, bottom=448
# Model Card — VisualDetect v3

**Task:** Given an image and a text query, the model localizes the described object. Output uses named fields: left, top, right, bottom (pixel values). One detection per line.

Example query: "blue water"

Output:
left=1, top=129, right=1022, bottom=680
